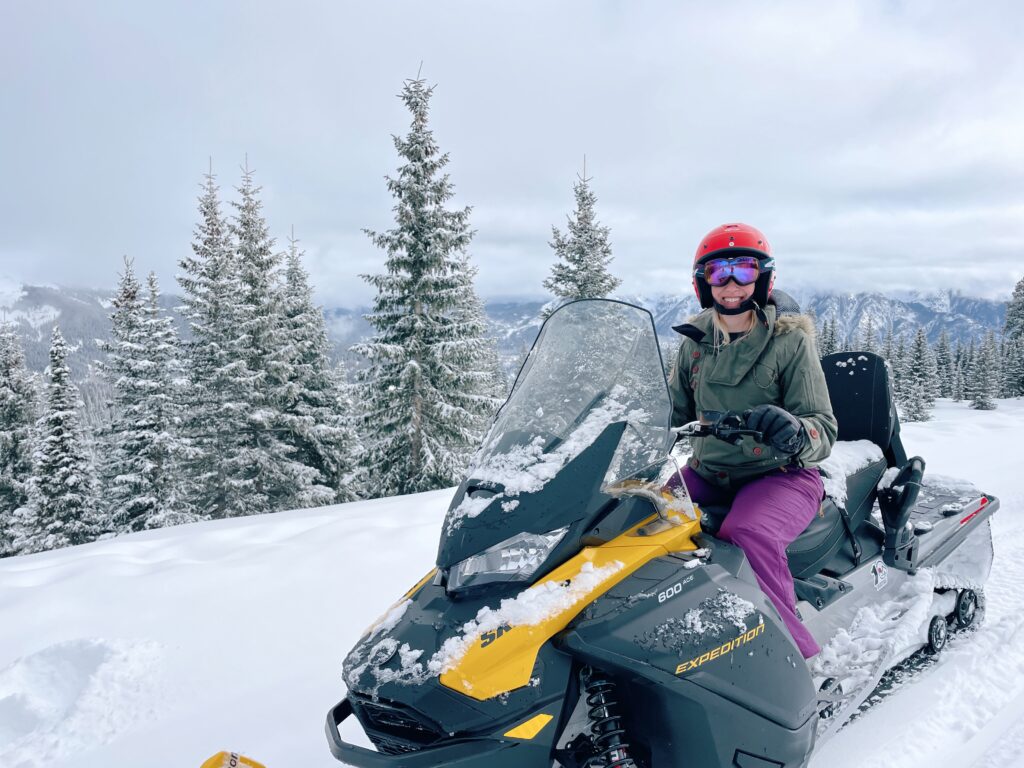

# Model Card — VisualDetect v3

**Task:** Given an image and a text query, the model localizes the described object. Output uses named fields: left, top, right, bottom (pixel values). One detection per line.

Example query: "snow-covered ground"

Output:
left=1, top=399, right=1022, bottom=768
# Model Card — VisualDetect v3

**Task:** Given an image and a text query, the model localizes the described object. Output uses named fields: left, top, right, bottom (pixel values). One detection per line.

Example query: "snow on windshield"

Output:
left=446, top=386, right=652, bottom=531
left=444, top=300, right=673, bottom=533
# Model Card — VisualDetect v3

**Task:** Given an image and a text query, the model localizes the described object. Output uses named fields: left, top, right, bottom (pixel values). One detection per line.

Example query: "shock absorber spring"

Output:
left=583, top=668, right=636, bottom=768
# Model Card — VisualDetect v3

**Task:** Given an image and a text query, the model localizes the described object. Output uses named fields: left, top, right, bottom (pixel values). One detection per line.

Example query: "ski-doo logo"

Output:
left=674, top=622, right=765, bottom=675
left=480, top=623, right=512, bottom=648
left=872, top=562, right=889, bottom=591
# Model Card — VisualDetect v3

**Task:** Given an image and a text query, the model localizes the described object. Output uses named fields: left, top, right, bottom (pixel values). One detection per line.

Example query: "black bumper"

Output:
left=326, top=697, right=527, bottom=767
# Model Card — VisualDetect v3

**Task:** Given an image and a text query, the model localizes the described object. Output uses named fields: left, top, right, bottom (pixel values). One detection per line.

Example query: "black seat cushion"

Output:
left=787, top=456, right=887, bottom=578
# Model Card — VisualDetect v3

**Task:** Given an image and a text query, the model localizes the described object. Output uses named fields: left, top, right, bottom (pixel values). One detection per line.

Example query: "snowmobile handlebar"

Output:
left=673, top=410, right=764, bottom=445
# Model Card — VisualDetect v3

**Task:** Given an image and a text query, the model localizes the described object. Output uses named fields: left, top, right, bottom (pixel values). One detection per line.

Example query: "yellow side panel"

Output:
left=504, top=713, right=554, bottom=740
left=440, top=514, right=700, bottom=700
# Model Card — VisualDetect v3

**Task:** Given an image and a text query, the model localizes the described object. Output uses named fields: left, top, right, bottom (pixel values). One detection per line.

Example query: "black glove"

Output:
left=744, top=404, right=806, bottom=455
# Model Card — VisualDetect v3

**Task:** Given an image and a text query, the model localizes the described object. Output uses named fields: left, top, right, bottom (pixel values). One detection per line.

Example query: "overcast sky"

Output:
left=3, top=1, right=1024, bottom=308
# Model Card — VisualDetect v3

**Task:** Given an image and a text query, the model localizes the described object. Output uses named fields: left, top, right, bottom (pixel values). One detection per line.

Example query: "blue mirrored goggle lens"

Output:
left=702, top=257, right=760, bottom=286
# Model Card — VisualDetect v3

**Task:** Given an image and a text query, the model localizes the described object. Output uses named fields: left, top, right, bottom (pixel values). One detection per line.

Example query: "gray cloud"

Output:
left=2, top=0, right=1023, bottom=308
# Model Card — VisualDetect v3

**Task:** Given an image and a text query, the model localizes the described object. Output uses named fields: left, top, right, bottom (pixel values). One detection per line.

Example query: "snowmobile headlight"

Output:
left=447, top=527, right=569, bottom=593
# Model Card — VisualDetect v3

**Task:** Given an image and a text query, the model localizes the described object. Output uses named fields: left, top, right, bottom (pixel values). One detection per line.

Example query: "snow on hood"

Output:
left=344, top=560, right=624, bottom=695
left=639, top=589, right=760, bottom=654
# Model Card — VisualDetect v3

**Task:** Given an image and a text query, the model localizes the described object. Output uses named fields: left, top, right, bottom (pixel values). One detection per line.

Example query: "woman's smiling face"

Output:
left=710, top=279, right=755, bottom=309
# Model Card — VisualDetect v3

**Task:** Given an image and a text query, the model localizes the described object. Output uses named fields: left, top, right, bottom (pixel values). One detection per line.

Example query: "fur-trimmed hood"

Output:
left=773, top=312, right=816, bottom=339
left=674, top=305, right=816, bottom=343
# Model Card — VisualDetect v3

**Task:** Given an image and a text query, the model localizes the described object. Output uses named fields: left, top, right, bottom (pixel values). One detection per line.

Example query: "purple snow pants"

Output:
left=683, top=466, right=823, bottom=659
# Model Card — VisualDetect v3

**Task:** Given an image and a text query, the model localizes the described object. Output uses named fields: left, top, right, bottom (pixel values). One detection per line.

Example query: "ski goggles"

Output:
left=695, top=256, right=764, bottom=287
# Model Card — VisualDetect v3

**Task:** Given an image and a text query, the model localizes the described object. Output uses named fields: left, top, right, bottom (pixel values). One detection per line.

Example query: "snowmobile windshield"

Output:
left=443, top=299, right=674, bottom=534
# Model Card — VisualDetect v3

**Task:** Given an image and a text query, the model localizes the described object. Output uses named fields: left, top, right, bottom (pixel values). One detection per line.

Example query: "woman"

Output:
left=669, top=222, right=837, bottom=659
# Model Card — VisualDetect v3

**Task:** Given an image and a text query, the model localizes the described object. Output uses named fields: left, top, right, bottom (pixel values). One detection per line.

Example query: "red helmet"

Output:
left=692, top=223, right=776, bottom=309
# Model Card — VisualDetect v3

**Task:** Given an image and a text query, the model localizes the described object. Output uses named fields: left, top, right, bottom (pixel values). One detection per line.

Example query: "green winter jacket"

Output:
left=669, top=304, right=837, bottom=487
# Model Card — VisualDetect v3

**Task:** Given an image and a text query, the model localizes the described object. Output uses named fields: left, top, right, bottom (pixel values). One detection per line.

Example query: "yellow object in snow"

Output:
left=200, top=752, right=266, bottom=768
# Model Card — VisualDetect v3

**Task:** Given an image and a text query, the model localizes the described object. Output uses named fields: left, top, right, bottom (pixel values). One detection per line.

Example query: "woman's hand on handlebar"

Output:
left=742, top=404, right=806, bottom=455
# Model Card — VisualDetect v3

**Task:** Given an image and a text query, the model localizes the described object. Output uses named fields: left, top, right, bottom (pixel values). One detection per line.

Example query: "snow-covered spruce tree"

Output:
left=139, top=272, right=195, bottom=527
left=543, top=168, right=620, bottom=311
left=177, top=169, right=251, bottom=519
left=98, top=257, right=148, bottom=531
left=1008, top=338, right=1024, bottom=397
left=969, top=333, right=998, bottom=410
left=1005, top=275, right=1024, bottom=341
left=279, top=236, right=361, bottom=504
left=902, top=327, right=936, bottom=422
left=452, top=253, right=508, bottom=404
left=26, top=326, right=101, bottom=552
left=335, top=359, right=369, bottom=497
left=891, top=334, right=909, bottom=409
left=230, top=165, right=326, bottom=512
left=355, top=77, right=502, bottom=498
left=934, top=329, right=953, bottom=398
left=0, top=324, right=38, bottom=556
left=951, top=339, right=965, bottom=402
left=856, top=315, right=878, bottom=354
left=819, top=314, right=839, bottom=357
left=962, top=338, right=978, bottom=405
left=100, top=262, right=194, bottom=533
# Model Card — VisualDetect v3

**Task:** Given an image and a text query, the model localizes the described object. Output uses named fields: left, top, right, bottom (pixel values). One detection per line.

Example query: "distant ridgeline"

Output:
left=0, top=283, right=1009, bottom=379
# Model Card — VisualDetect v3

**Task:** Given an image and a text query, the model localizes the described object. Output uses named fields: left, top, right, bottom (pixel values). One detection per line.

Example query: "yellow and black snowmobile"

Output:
left=325, top=298, right=997, bottom=768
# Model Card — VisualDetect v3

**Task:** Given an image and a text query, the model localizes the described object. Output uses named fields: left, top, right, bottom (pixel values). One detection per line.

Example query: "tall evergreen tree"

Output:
left=892, top=334, right=909, bottom=408
left=1008, top=338, right=1024, bottom=397
left=543, top=167, right=620, bottom=307
left=856, top=315, right=878, bottom=354
left=139, top=272, right=195, bottom=527
left=0, top=324, right=38, bottom=556
left=177, top=168, right=250, bottom=518
left=903, top=327, right=936, bottom=421
left=1005, top=275, right=1024, bottom=341
left=25, top=327, right=100, bottom=552
left=970, top=332, right=998, bottom=410
left=962, top=338, right=979, bottom=405
left=951, top=339, right=965, bottom=401
left=98, top=257, right=149, bottom=531
left=934, top=329, right=953, bottom=398
left=819, top=314, right=839, bottom=357
left=279, top=235, right=360, bottom=504
left=880, top=322, right=896, bottom=389
left=101, top=262, right=194, bottom=533
left=355, top=77, right=501, bottom=497
left=230, top=164, right=321, bottom=512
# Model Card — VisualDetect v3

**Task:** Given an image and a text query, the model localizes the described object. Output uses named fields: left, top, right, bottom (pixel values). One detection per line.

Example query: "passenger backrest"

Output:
left=819, top=351, right=907, bottom=468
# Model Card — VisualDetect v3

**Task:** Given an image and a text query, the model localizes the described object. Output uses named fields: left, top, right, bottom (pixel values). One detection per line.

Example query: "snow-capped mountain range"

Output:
left=0, top=282, right=1008, bottom=378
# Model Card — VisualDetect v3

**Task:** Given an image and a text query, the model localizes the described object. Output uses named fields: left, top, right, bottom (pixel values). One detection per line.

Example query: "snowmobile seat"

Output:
left=786, top=351, right=904, bottom=578
left=817, top=351, right=908, bottom=469
left=786, top=453, right=886, bottom=579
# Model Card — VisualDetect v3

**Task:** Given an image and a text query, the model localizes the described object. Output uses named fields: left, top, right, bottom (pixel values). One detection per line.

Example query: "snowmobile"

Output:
left=326, top=298, right=997, bottom=768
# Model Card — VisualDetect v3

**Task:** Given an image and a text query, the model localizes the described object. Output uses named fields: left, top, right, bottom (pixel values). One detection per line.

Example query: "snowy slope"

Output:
left=1, top=400, right=1023, bottom=768
left=810, top=399, right=1024, bottom=768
